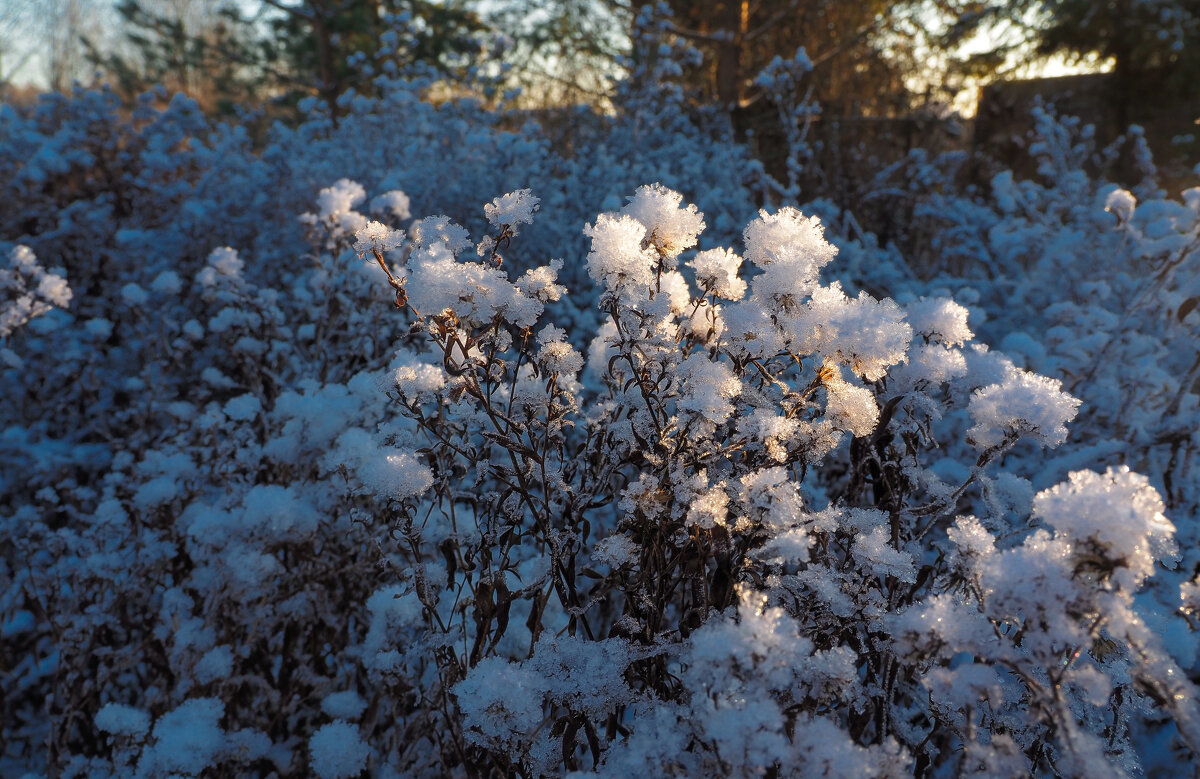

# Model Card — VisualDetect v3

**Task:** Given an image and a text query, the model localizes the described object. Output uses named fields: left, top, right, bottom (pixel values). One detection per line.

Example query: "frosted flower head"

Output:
left=621, top=183, right=705, bottom=261
left=536, top=325, right=584, bottom=376
left=1104, top=188, right=1136, bottom=223
left=321, top=691, right=368, bottom=721
left=2, top=247, right=73, bottom=337
left=360, top=451, right=434, bottom=500
left=393, top=360, right=445, bottom=400
left=370, top=189, right=411, bottom=220
left=905, top=297, right=972, bottom=347
left=738, top=466, right=805, bottom=531
left=785, top=286, right=911, bottom=380
left=196, top=247, right=244, bottom=289
left=946, top=515, right=996, bottom=572
left=353, top=220, right=405, bottom=256
left=823, top=371, right=879, bottom=438
left=1034, top=466, right=1176, bottom=589
left=150, top=270, right=182, bottom=296
left=514, top=259, right=565, bottom=303
left=317, top=178, right=366, bottom=220
left=738, top=409, right=799, bottom=463
left=686, top=483, right=729, bottom=529
left=95, top=702, right=151, bottom=738
left=678, top=353, right=741, bottom=424
left=208, top=247, right=244, bottom=276
left=689, top=247, right=746, bottom=300
left=967, top=367, right=1081, bottom=450
left=485, top=189, right=540, bottom=236
left=584, top=213, right=655, bottom=295
left=658, top=269, right=693, bottom=315
left=743, top=207, right=837, bottom=273
left=309, top=720, right=369, bottom=779
left=4, top=243, right=38, bottom=278
left=410, top=215, right=472, bottom=255
left=404, top=240, right=543, bottom=328
left=36, top=273, right=73, bottom=307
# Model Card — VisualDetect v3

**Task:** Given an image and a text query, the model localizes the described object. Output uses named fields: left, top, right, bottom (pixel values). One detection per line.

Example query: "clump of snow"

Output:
left=687, top=483, right=730, bottom=528
left=404, top=239, right=543, bottom=327
left=196, top=247, right=244, bottom=289
left=95, top=702, right=151, bottom=738
left=824, top=373, right=879, bottom=437
left=409, top=215, right=472, bottom=255
left=392, top=360, right=445, bottom=400
left=967, top=367, right=1081, bottom=449
left=223, top=393, right=261, bottom=421
left=360, top=451, right=434, bottom=500
left=536, top=325, right=584, bottom=376
left=317, top=179, right=367, bottom=221
left=484, top=189, right=540, bottom=235
left=621, top=183, right=705, bottom=260
left=1034, top=466, right=1176, bottom=589
left=739, top=409, right=799, bottom=463
left=905, top=297, right=972, bottom=346
left=150, top=270, right=182, bottom=295
left=678, top=353, right=741, bottom=424
left=1, top=245, right=72, bottom=338
left=790, top=286, right=912, bottom=380
left=353, top=220, right=404, bottom=255
left=139, top=698, right=226, bottom=775
left=309, top=720, right=369, bottom=779
left=369, top=189, right=411, bottom=220
left=193, top=645, right=234, bottom=684
left=690, top=247, right=746, bottom=300
left=585, top=213, right=656, bottom=295
left=853, top=525, right=916, bottom=583
left=514, top=259, right=566, bottom=303
left=592, top=533, right=639, bottom=568
left=321, top=690, right=368, bottom=721
left=946, top=515, right=995, bottom=570
left=1104, top=187, right=1136, bottom=223
left=739, top=206, right=835, bottom=279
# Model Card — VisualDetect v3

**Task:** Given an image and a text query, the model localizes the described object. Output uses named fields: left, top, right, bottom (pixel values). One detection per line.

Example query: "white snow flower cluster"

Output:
left=369, top=189, right=412, bottom=221
left=585, top=213, right=657, bottom=295
left=311, top=178, right=369, bottom=240
left=536, top=324, right=584, bottom=376
left=742, top=206, right=837, bottom=299
left=352, top=220, right=404, bottom=256
left=484, top=188, right=540, bottom=235
left=690, top=247, right=746, bottom=300
left=1104, top=187, right=1137, bottom=223
left=302, top=179, right=412, bottom=256
left=620, top=182, right=705, bottom=261
left=309, top=720, right=370, bottom=779
left=1034, top=465, right=1177, bottom=589
left=195, top=246, right=245, bottom=289
left=967, top=365, right=1081, bottom=449
left=1, top=245, right=71, bottom=340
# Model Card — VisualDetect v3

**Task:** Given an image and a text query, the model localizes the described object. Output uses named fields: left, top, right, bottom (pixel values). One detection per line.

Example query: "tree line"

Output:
left=6, top=0, right=1197, bottom=124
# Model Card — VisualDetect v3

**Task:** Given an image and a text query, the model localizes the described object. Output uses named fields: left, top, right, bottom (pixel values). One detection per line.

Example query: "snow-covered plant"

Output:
left=341, top=184, right=1199, bottom=775
left=754, top=47, right=819, bottom=202
left=1, top=244, right=71, bottom=346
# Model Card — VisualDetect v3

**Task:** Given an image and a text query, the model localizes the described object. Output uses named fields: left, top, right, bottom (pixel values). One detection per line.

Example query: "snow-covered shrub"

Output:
left=334, top=185, right=1199, bottom=775
left=850, top=110, right=1200, bottom=620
